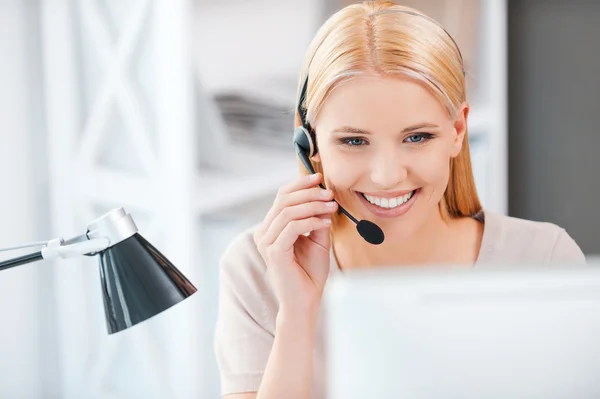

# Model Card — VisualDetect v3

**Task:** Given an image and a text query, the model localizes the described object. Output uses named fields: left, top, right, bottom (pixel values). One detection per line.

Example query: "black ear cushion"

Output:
left=295, top=141, right=317, bottom=175
left=293, top=126, right=318, bottom=158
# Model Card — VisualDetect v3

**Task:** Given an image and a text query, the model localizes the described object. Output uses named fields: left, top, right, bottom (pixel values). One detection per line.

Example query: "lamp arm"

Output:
left=0, top=252, right=45, bottom=271
left=41, top=237, right=110, bottom=260
left=0, top=234, right=110, bottom=272
left=0, top=232, right=90, bottom=254
left=0, top=241, right=49, bottom=253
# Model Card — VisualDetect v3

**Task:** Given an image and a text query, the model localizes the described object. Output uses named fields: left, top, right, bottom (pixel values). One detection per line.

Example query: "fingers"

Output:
left=257, top=173, right=332, bottom=237
left=278, top=172, right=322, bottom=195
left=305, top=213, right=333, bottom=250
left=270, top=217, right=332, bottom=256
left=253, top=173, right=338, bottom=259
left=261, top=200, right=338, bottom=246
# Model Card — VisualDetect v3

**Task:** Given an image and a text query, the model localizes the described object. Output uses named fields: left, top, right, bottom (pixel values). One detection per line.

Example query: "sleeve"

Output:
left=213, top=232, right=275, bottom=396
left=550, top=228, right=586, bottom=265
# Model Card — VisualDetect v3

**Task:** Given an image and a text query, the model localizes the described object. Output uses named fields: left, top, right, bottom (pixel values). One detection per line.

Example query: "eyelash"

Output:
left=339, top=133, right=436, bottom=147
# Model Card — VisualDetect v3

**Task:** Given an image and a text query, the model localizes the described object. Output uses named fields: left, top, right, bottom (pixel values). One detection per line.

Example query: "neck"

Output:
left=333, top=205, right=458, bottom=269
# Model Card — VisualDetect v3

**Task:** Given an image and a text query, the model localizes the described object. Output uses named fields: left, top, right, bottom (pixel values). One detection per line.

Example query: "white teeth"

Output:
left=363, top=191, right=415, bottom=209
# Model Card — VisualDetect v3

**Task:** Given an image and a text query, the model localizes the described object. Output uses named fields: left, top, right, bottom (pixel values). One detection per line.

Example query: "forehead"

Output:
left=314, top=74, right=448, bottom=130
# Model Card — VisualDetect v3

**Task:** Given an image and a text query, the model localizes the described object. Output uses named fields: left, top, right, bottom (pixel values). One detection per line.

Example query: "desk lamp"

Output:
left=0, top=208, right=197, bottom=334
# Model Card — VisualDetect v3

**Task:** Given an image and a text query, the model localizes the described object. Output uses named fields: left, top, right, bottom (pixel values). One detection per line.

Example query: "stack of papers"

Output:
left=215, top=92, right=295, bottom=150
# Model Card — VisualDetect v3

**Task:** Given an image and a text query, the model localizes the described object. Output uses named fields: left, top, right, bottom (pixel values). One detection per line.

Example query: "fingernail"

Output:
left=309, top=173, right=319, bottom=181
left=321, top=189, right=332, bottom=197
left=326, top=201, right=337, bottom=209
left=323, top=218, right=331, bottom=225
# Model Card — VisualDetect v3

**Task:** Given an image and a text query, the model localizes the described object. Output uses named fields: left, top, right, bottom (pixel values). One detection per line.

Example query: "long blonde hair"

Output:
left=295, top=1, right=481, bottom=227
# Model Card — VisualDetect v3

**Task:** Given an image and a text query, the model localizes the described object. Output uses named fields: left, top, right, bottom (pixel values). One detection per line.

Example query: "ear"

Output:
left=310, top=132, right=321, bottom=162
left=450, top=102, right=469, bottom=158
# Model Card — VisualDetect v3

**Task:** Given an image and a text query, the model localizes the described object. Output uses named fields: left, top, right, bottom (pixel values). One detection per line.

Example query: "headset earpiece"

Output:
left=295, top=73, right=318, bottom=162
left=293, top=126, right=317, bottom=174
left=293, top=126, right=317, bottom=158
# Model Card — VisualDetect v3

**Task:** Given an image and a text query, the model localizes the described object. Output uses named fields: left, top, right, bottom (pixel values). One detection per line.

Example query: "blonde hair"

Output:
left=295, top=0, right=482, bottom=228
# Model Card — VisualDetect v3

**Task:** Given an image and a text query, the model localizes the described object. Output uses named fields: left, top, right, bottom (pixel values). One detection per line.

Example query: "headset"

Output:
left=293, top=75, right=385, bottom=245
left=292, top=8, right=465, bottom=246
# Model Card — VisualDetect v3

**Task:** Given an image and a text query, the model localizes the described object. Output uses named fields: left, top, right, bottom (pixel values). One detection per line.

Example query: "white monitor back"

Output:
left=324, top=264, right=600, bottom=399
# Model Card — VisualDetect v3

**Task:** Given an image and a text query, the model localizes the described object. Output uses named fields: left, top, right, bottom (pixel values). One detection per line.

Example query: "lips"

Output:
left=355, top=188, right=420, bottom=218
left=360, top=189, right=416, bottom=198
left=361, top=190, right=416, bottom=209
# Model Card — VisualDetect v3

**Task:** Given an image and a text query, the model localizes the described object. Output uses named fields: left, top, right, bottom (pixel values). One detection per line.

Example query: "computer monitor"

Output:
left=324, top=264, right=600, bottom=399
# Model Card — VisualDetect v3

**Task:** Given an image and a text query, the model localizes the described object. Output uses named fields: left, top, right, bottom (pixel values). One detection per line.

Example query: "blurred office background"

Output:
left=0, top=0, right=597, bottom=398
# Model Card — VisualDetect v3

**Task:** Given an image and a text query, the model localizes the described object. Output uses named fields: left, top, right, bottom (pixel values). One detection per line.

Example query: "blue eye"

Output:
left=341, top=137, right=367, bottom=147
left=405, top=133, right=435, bottom=144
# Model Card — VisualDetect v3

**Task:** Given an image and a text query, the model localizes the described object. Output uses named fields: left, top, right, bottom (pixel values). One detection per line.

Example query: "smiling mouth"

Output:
left=360, top=190, right=417, bottom=209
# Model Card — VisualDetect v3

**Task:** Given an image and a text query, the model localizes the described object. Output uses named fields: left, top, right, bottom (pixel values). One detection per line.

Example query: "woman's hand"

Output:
left=253, top=172, right=338, bottom=317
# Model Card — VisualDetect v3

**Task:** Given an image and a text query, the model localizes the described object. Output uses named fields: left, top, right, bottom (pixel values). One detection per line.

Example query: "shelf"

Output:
left=75, top=143, right=299, bottom=217
left=195, top=143, right=299, bottom=215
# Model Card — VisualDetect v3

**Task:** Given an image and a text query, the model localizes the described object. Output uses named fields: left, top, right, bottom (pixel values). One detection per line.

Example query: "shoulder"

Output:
left=218, top=223, right=278, bottom=320
left=478, top=210, right=586, bottom=265
left=219, top=223, right=270, bottom=289
left=220, top=223, right=265, bottom=276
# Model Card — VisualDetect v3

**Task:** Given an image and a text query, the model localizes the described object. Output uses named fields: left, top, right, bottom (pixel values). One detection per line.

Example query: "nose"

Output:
left=369, top=147, right=408, bottom=189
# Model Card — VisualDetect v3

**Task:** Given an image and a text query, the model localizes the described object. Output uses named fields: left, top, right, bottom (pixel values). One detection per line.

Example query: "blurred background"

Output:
left=0, top=0, right=598, bottom=398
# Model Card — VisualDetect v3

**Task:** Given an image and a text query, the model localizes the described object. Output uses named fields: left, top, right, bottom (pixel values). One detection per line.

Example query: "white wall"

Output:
left=0, top=1, right=53, bottom=397
left=193, top=0, right=322, bottom=98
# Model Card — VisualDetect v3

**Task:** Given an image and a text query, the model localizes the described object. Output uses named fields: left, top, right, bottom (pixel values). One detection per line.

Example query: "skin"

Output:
left=229, top=74, right=483, bottom=399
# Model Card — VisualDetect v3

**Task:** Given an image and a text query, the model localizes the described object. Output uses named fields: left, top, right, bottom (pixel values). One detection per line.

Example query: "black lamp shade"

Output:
left=98, top=233, right=197, bottom=334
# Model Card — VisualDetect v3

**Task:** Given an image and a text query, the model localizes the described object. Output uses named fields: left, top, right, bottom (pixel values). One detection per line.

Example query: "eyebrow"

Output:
left=331, top=122, right=440, bottom=135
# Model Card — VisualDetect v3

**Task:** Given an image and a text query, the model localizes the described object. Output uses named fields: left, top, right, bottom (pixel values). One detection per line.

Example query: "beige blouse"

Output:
left=213, top=210, right=586, bottom=398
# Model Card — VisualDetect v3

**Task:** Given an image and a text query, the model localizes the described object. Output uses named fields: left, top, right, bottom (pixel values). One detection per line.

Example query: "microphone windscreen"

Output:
left=356, top=220, right=385, bottom=245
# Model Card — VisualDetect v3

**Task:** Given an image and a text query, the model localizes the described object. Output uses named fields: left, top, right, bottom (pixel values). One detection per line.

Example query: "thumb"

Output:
left=308, top=218, right=331, bottom=251
left=304, top=221, right=332, bottom=287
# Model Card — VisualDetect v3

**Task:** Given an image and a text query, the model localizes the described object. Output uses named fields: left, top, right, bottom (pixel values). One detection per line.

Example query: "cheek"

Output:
left=318, top=146, right=363, bottom=201
left=322, top=157, right=360, bottom=191
left=412, top=145, right=452, bottom=185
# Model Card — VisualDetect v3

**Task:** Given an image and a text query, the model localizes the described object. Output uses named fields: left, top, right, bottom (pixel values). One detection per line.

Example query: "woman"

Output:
left=214, top=2, right=585, bottom=398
